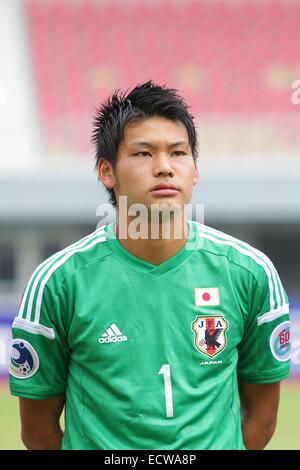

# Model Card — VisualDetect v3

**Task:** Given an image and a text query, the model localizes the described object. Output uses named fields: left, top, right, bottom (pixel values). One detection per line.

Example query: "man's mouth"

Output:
left=150, top=183, right=179, bottom=197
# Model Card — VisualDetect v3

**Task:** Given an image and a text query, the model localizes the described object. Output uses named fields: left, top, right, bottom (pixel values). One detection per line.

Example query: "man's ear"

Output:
left=97, top=159, right=116, bottom=189
left=193, top=165, right=199, bottom=186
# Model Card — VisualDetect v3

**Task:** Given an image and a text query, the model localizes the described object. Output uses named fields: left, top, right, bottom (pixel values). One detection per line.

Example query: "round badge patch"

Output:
left=270, top=321, right=291, bottom=362
left=10, top=339, right=39, bottom=379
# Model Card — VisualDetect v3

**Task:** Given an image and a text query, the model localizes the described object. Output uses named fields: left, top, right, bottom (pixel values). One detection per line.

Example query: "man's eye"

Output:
left=173, top=151, right=186, bottom=156
left=133, top=152, right=151, bottom=156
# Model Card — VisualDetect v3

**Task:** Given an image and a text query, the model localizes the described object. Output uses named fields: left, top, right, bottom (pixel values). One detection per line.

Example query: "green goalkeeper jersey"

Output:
left=9, top=220, right=291, bottom=450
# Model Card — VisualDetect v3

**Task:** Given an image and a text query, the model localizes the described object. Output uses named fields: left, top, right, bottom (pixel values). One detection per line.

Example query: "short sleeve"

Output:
left=9, top=270, right=70, bottom=399
left=237, top=257, right=291, bottom=384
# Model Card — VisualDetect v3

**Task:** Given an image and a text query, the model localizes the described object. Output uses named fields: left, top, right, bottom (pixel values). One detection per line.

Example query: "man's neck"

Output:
left=115, top=216, right=188, bottom=266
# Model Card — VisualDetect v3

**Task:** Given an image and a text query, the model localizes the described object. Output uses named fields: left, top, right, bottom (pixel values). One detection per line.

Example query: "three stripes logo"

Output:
left=98, top=323, right=127, bottom=344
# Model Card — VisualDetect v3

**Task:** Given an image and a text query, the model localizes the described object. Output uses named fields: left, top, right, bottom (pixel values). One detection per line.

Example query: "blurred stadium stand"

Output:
left=0, top=0, right=299, bottom=377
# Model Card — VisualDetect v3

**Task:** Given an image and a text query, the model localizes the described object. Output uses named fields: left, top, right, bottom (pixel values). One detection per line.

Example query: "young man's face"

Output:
left=100, top=116, right=198, bottom=211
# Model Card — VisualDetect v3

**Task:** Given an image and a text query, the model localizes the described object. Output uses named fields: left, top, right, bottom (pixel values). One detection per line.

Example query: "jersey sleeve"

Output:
left=9, top=268, right=70, bottom=399
left=237, top=256, right=291, bottom=384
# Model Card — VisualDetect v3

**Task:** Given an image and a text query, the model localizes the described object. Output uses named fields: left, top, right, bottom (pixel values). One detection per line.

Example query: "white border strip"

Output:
left=257, top=304, right=289, bottom=326
left=12, top=317, right=55, bottom=340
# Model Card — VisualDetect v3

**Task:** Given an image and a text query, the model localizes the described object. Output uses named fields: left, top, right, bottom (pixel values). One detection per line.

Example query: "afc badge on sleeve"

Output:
left=192, top=315, right=229, bottom=358
left=270, top=321, right=291, bottom=362
left=9, top=339, right=39, bottom=379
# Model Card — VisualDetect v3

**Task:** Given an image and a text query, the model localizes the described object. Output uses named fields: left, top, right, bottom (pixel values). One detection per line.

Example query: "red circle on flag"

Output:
left=202, top=292, right=211, bottom=301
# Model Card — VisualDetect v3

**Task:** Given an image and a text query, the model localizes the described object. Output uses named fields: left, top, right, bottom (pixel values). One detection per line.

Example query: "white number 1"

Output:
left=158, top=364, right=174, bottom=418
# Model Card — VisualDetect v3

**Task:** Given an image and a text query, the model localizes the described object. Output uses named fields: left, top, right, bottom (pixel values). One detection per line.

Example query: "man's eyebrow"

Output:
left=129, top=141, right=189, bottom=148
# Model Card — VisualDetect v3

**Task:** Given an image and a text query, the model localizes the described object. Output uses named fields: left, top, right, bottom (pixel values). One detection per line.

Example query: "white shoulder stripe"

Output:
left=25, top=228, right=106, bottom=322
left=19, top=226, right=106, bottom=321
left=196, top=230, right=276, bottom=311
left=257, top=304, right=289, bottom=325
left=19, top=225, right=106, bottom=319
left=12, top=317, right=55, bottom=340
left=34, top=235, right=107, bottom=324
left=195, top=222, right=284, bottom=309
left=196, top=223, right=283, bottom=305
left=200, top=223, right=285, bottom=308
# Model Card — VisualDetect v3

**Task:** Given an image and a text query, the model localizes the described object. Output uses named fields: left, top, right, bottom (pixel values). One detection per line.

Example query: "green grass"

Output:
left=0, top=382, right=24, bottom=450
left=265, top=382, right=300, bottom=450
left=0, top=381, right=299, bottom=450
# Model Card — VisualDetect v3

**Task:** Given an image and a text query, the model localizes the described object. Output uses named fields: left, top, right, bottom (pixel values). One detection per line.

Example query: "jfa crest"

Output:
left=192, top=315, right=229, bottom=358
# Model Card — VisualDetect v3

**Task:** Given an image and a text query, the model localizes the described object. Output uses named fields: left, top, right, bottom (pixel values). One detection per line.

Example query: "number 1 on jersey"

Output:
left=158, top=364, right=174, bottom=418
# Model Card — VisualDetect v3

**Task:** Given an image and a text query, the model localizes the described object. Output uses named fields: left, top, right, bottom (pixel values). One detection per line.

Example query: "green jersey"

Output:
left=9, top=220, right=291, bottom=450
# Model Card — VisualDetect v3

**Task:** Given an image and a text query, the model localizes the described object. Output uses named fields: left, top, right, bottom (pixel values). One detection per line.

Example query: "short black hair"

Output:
left=92, top=80, right=199, bottom=207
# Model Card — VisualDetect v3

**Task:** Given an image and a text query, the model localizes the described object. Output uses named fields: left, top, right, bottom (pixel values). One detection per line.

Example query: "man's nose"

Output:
left=153, top=154, right=174, bottom=177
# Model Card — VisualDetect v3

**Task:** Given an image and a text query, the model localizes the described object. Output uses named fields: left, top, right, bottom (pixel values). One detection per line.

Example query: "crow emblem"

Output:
left=192, top=316, right=229, bottom=358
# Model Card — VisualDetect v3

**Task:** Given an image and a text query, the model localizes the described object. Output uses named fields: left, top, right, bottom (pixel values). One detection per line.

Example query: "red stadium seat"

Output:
left=24, top=0, right=300, bottom=155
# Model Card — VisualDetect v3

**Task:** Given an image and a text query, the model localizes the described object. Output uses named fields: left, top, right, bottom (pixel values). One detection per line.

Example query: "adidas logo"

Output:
left=98, top=323, right=128, bottom=344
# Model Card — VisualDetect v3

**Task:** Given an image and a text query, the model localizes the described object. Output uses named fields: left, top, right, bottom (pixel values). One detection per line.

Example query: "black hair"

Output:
left=92, top=80, right=199, bottom=207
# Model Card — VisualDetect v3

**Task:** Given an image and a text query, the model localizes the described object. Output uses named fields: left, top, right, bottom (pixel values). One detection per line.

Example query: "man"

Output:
left=10, top=81, right=291, bottom=450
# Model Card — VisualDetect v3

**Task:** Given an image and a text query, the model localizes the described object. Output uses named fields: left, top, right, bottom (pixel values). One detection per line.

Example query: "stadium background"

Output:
left=0, top=0, right=299, bottom=449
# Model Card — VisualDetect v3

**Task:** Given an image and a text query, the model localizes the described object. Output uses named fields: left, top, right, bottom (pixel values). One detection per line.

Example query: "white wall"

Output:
left=0, top=0, right=41, bottom=173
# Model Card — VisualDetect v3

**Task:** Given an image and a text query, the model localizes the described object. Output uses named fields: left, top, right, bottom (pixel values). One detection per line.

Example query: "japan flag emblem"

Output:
left=194, top=288, right=220, bottom=307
